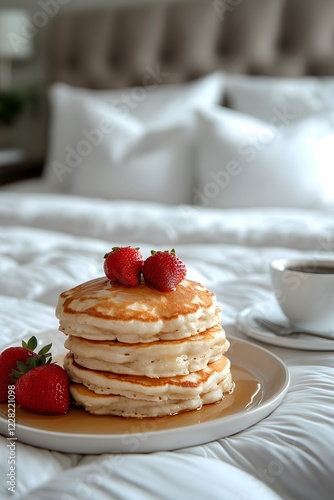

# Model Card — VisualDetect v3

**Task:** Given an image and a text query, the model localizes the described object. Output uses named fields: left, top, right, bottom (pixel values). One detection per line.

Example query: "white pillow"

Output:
left=72, top=97, right=197, bottom=204
left=43, top=72, right=226, bottom=200
left=226, top=75, right=334, bottom=124
left=194, top=106, right=334, bottom=209
left=45, top=89, right=198, bottom=204
left=90, top=70, right=226, bottom=125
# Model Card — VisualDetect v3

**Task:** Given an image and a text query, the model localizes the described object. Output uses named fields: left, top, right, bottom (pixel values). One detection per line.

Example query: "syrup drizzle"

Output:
left=0, top=365, right=261, bottom=435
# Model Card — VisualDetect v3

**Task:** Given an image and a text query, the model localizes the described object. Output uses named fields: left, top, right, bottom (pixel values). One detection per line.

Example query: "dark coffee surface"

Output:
left=287, top=265, right=334, bottom=274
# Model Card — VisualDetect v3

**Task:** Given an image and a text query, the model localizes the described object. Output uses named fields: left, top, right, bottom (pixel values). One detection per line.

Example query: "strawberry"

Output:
left=104, top=246, right=143, bottom=286
left=143, top=249, right=187, bottom=292
left=15, top=363, right=70, bottom=415
left=0, top=336, right=49, bottom=403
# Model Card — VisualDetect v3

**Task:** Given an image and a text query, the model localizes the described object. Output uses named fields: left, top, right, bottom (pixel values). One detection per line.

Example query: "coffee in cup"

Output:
left=270, top=258, right=334, bottom=335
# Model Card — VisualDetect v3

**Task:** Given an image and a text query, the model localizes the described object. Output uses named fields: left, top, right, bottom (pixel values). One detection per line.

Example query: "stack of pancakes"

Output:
left=56, top=277, right=233, bottom=418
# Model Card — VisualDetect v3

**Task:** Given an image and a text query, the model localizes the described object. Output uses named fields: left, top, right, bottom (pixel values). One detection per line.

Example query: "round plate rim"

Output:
left=0, top=333, right=290, bottom=453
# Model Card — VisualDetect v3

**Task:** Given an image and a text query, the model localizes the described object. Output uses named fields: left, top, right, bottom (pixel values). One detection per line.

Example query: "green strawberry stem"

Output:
left=10, top=337, right=53, bottom=383
left=150, top=248, right=176, bottom=255
left=22, top=336, right=38, bottom=351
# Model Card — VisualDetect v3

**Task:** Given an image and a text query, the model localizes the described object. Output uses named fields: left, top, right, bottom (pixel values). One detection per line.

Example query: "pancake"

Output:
left=64, top=352, right=232, bottom=403
left=57, top=273, right=233, bottom=419
left=65, top=354, right=233, bottom=418
left=69, top=379, right=232, bottom=418
left=56, top=277, right=220, bottom=343
left=64, top=324, right=229, bottom=377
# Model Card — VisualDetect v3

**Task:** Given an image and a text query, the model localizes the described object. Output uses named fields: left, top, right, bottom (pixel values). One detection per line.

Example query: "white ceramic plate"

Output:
left=237, top=300, right=334, bottom=351
left=0, top=332, right=289, bottom=454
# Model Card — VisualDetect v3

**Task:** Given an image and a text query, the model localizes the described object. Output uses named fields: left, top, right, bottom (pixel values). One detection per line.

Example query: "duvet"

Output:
left=0, top=192, right=333, bottom=500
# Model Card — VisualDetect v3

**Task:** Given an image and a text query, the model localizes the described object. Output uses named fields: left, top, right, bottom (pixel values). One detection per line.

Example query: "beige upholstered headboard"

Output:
left=49, top=0, right=334, bottom=90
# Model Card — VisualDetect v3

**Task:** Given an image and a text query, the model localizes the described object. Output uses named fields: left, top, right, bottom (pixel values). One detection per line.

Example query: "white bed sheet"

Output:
left=0, top=192, right=334, bottom=500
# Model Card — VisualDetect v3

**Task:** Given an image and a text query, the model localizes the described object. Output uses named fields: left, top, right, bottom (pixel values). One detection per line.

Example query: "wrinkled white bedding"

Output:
left=1, top=192, right=334, bottom=500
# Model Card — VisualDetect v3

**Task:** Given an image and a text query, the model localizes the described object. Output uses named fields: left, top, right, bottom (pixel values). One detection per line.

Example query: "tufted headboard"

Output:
left=48, top=0, right=334, bottom=90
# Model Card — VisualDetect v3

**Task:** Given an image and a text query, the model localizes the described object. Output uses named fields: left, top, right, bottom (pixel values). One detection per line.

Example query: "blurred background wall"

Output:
left=0, top=0, right=193, bottom=162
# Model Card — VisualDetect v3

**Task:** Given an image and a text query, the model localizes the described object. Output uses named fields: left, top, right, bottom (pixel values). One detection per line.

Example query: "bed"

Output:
left=1, top=1, right=334, bottom=499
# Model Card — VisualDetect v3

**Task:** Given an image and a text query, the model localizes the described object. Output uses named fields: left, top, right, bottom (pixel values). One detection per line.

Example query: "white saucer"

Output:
left=237, top=300, right=334, bottom=351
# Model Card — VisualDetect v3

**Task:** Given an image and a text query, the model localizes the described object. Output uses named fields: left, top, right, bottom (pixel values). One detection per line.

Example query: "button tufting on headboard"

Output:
left=49, top=0, right=334, bottom=89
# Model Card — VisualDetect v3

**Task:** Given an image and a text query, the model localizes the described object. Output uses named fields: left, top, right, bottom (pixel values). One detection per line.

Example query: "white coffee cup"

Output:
left=270, top=258, right=334, bottom=335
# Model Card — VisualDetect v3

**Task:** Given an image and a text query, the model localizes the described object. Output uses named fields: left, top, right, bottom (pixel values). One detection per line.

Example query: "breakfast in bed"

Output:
left=1, top=0, right=334, bottom=498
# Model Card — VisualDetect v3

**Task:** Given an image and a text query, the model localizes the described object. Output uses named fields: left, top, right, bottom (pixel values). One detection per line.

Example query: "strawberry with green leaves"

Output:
left=104, top=246, right=143, bottom=286
left=143, top=249, right=187, bottom=292
left=0, top=335, right=70, bottom=415
left=14, top=363, right=70, bottom=415
left=0, top=336, right=48, bottom=403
